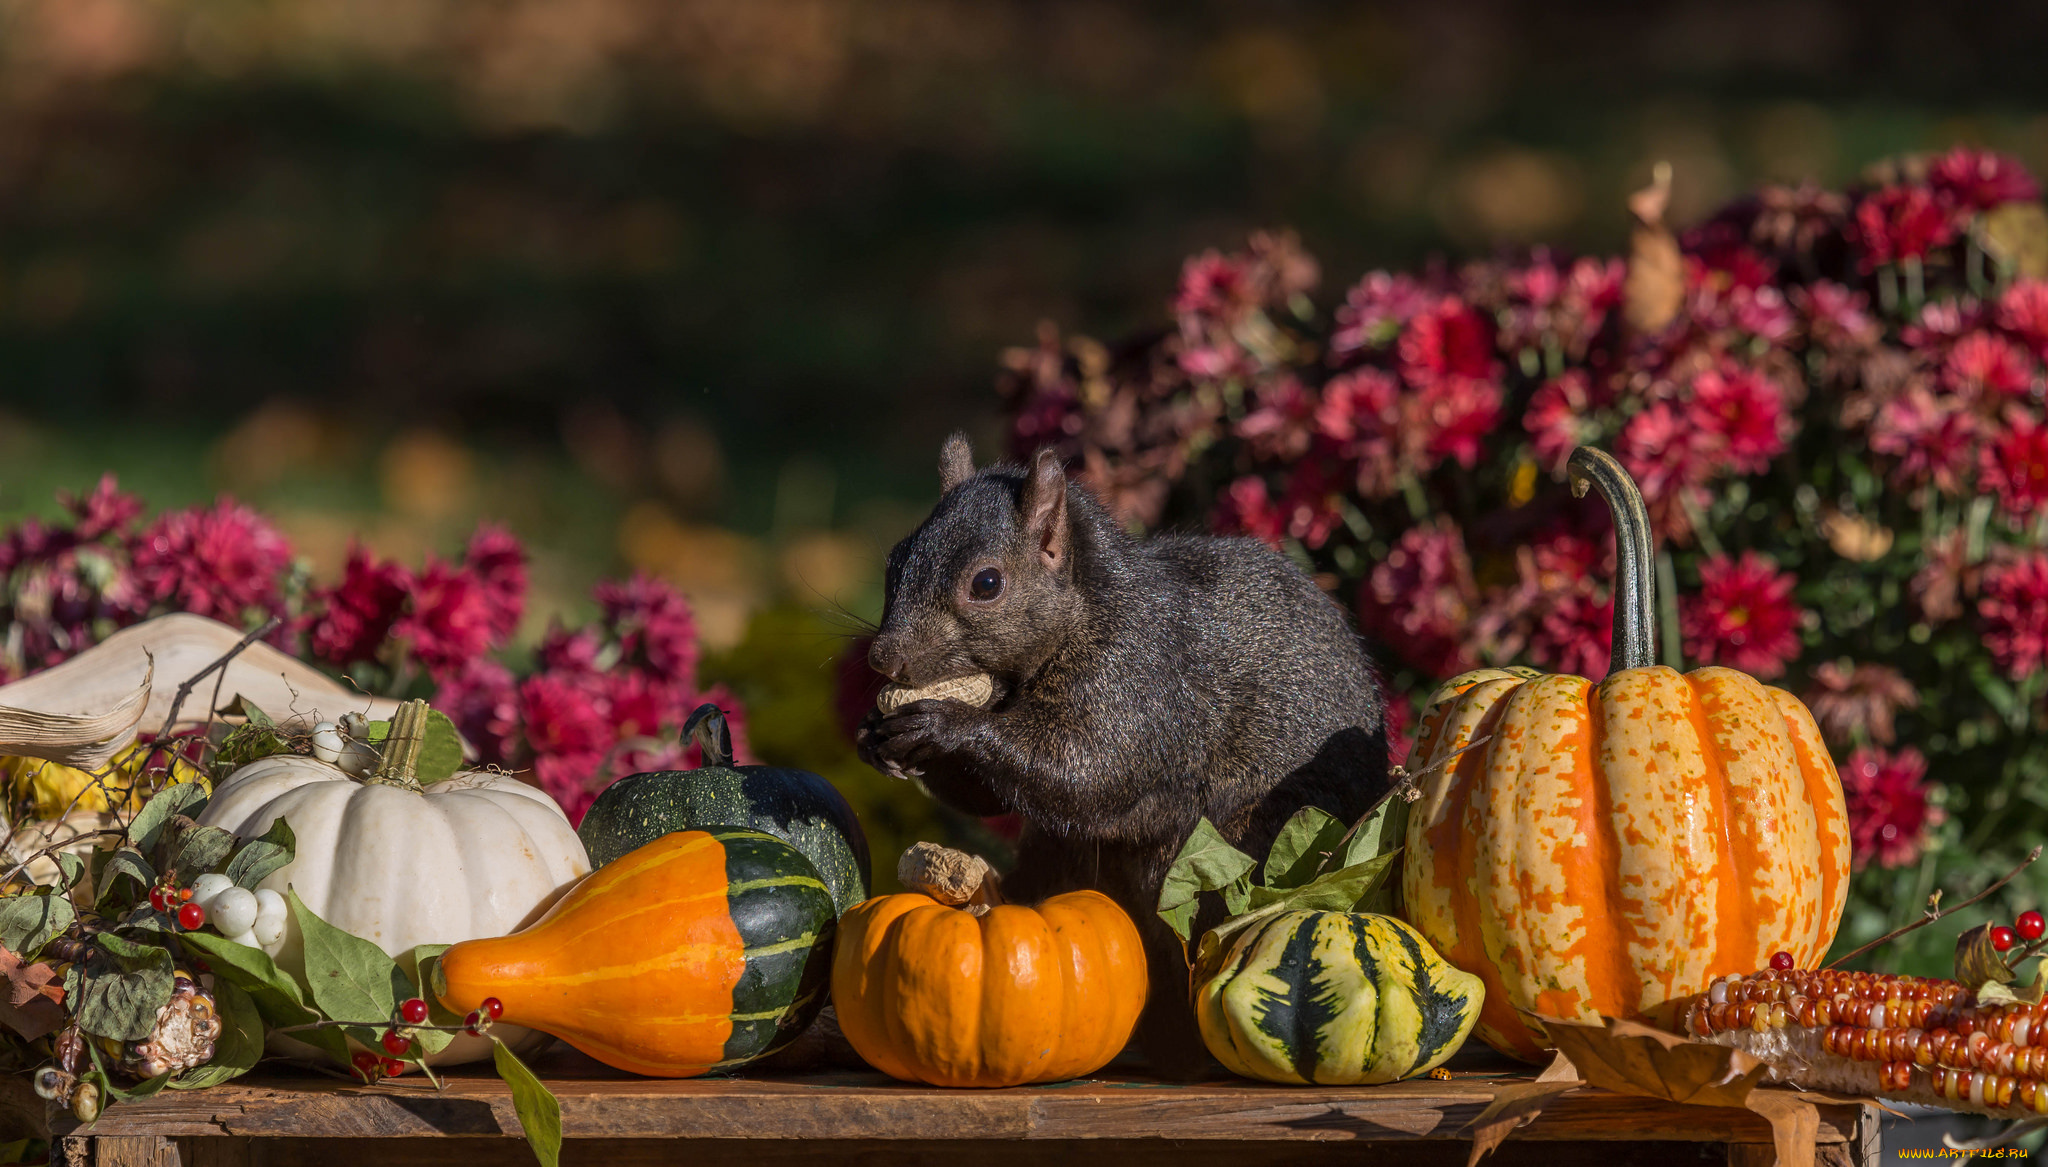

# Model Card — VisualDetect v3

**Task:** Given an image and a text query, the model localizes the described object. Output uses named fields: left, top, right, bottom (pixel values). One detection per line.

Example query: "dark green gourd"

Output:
left=578, top=704, right=872, bottom=916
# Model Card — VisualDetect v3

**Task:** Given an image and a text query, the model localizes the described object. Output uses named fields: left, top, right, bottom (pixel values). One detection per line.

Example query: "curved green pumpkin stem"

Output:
left=368, top=699, right=428, bottom=792
left=1567, top=446, right=1658, bottom=675
left=684, top=703, right=735, bottom=768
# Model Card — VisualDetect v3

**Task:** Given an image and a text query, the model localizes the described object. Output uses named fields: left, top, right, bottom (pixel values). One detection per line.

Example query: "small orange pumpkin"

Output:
left=1400, top=447, right=1851, bottom=1060
left=831, top=844, right=1147, bottom=1087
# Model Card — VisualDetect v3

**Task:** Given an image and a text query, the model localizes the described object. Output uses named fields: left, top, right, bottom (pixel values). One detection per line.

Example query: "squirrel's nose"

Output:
left=868, top=638, right=910, bottom=683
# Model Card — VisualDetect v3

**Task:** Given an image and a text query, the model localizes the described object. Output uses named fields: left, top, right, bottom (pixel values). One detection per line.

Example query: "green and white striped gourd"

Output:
left=1196, top=910, right=1483, bottom=1084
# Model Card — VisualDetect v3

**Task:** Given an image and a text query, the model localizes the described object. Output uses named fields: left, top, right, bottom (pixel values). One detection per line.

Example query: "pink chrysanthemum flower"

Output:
left=130, top=498, right=292, bottom=625
left=1942, top=331, right=2037, bottom=401
left=1418, top=373, right=1503, bottom=469
left=1979, top=551, right=2048, bottom=681
left=1998, top=278, right=2048, bottom=360
left=464, top=524, right=528, bottom=644
left=1841, top=746, right=1943, bottom=870
left=62, top=475, right=145, bottom=541
left=1235, top=376, right=1318, bottom=461
left=1804, top=661, right=1919, bottom=746
left=1679, top=552, right=1807, bottom=679
left=1850, top=184, right=1956, bottom=271
left=1979, top=408, right=2048, bottom=520
left=1927, top=147, right=2040, bottom=215
left=596, top=574, right=700, bottom=691
left=1211, top=476, right=1286, bottom=549
left=1356, top=521, right=1480, bottom=680
left=1616, top=402, right=1716, bottom=540
left=1523, top=587, right=1614, bottom=681
left=1398, top=296, right=1500, bottom=384
left=307, top=544, right=411, bottom=666
left=1524, top=371, right=1600, bottom=474
left=1330, top=271, right=1433, bottom=358
left=1688, top=364, right=1791, bottom=475
left=1869, top=387, right=1982, bottom=496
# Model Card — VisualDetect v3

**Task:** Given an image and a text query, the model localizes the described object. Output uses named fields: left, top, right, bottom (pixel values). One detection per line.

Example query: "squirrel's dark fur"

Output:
left=857, top=435, right=1390, bottom=1076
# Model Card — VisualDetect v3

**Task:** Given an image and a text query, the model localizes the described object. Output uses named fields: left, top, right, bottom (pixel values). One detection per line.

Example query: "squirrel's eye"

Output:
left=969, top=567, right=1004, bottom=601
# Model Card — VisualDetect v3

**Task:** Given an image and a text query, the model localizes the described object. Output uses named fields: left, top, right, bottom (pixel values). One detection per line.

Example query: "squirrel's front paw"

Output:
left=859, top=699, right=969, bottom=779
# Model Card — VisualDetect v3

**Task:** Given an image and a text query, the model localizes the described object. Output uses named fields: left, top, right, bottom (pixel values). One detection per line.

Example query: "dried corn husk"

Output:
left=0, top=612, right=404, bottom=770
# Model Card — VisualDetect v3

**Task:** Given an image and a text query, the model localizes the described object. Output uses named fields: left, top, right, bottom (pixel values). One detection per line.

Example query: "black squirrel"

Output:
left=857, top=434, right=1390, bottom=1076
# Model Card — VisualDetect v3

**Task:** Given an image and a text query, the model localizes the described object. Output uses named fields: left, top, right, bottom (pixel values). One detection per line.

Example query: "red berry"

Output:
left=178, top=887, right=194, bottom=903
left=1994, top=926, right=2019, bottom=952
left=381, top=1030, right=410, bottom=1056
left=2020, top=911, right=2046, bottom=942
left=401, top=998, right=429, bottom=1024
left=482, top=997, right=504, bottom=1020
left=1769, top=951, right=1794, bottom=971
left=381, top=1058, right=406, bottom=1077
left=464, top=1010, right=484, bottom=1036
left=177, top=902, right=206, bottom=930
left=147, top=886, right=168, bottom=912
left=351, top=1050, right=380, bottom=1081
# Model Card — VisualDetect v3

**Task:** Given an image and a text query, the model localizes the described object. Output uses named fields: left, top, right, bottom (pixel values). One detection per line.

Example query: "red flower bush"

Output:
left=0, top=485, right=736, bottom=824
left=1000, top=146, right=2048, bottom=917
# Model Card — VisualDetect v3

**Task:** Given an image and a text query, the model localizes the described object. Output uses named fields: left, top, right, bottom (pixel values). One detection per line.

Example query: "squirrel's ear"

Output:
left=1021, top=448, right=1069, bottom=568
left=939, top=432, right=975, bottom=494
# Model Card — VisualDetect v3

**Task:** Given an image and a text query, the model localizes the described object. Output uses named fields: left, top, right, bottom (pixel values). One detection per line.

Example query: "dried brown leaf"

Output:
left=0, top=945, right=64, bottom=1041
left=1623, top=162, right=1683, bottom=334
left=1461, top=1050, right=1584, bottom=1165
left=1539, top=1016, right=1770, bottom=1108
left=1743, top=1088, right=1819, bottom=1167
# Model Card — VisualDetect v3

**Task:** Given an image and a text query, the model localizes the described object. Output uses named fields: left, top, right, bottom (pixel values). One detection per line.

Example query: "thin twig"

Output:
left=0, top=828, right=126, bottom=889
left=1826, top=845, right=2044, bottom=970
left=124, top=617, right=282, bottom=828
left=1311, top=733, right=1493, bottom=881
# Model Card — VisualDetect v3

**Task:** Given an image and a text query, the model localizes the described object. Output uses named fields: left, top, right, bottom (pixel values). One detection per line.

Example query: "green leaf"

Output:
left=405, top=944, right=460, bottom=1056
left=224, top=818, right=295, bottom=889
left=1262, top=807, right=1346, bottom=890
left=493, top=1036, right=562, bottom=1167
left=52, top=852, right=86, bottom=893
left=414, top=708, right=465, bottom=785
left=213, top=720, right=295, bottom=781
left=170, top=978, right=263, bottom=1090
left=94, top=848, right=156, bottom=911
left=0, top=891, right=74, bottom=956
left=178, top=931, right=315, bottom=1029
left=167, top=823, right=237, bottom=879
left=70, top=933, right=176, bottom=1042
left=128, top=783, right=209, bottom=857
left=290, top=888, right=409, bottom=1026
left=82, top=1038, right=172, bottom=1101
left=1204, top=853, right=1404, bottom=968
left=223, top=696, right=278, bottom=730
left=1337, top=789, right=1412, bottom=914
left=1155, top=819, right=1258, bottom=942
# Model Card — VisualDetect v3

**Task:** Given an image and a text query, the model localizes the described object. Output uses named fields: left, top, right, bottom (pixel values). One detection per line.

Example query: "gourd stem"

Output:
left=368, top=699, right=428, bottom=791
left=1567, top=447, right=1658, bottom=675
left=684, top=703, right=734, bottom=768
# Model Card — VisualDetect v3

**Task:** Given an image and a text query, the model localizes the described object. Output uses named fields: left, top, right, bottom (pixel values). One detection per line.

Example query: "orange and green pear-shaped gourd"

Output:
left=435, top=827, right=835, bottom=1076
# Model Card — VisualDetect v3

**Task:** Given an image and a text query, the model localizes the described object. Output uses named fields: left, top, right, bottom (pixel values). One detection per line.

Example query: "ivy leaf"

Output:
left=1262, top=807, right=1346, bottom=891
left=166, top=822, right=237, bottom=880
left=494, top=1036, right=562, bottom=1167
left=170, top=978, right=263, bottom=1091
left=414, top=708, right=465, bottom=785
left=178, top=930, right=315, bottom=1029
left=225, top=818, right=295, bottom=889
left=70, top=933, right=175, bottom=1042
left=95, top=847, right=156, bottom=911
left=0, top=892, right=73, bottom=957
left=1155, top=818, right=1257, bottom=942
left=290, top=888, right=409, bottom=1027
left=128, top=783, right=210, bottom=857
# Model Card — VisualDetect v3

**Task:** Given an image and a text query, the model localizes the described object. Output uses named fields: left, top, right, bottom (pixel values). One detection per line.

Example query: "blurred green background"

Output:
left=3, top=0, right=2047, bottom=643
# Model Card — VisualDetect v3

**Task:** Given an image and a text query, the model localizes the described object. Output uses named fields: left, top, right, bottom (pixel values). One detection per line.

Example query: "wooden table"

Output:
left=17, top=1045, right=1880, bottom=1167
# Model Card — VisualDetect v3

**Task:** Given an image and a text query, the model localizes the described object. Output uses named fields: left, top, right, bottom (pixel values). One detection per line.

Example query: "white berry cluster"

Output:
left=190, top=873, right=288, bottom=954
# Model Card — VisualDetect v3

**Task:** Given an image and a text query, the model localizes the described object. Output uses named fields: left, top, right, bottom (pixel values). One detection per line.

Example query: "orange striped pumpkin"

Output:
left=1399, top=448, right=1851, bottom=1061
left=832, top=888, right=1147, bottom=1087
left=435, top=828, right=836, bottom=1076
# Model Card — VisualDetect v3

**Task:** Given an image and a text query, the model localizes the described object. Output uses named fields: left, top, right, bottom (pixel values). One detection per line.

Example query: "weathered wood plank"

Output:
left=93, top=1136, right=182, bottom=1166
left=58, top=1063, right=1863, bottom=1148
left=179, top=1137, right=1765, bottom=1167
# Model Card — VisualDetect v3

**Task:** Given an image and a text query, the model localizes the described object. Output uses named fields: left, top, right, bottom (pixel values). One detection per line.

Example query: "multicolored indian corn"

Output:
left=1687, top=968, right=2048, bottom=1115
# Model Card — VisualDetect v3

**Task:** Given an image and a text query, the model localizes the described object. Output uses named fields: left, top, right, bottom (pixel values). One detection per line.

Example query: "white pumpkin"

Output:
left=197, top=704, right=591, bottom=1066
